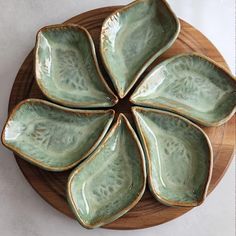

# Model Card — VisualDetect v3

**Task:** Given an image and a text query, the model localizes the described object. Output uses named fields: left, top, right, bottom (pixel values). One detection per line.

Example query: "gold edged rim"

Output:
left=132, top=106, right=213, bottom=207
left=130, top=52, right=236, bottom=127
left=35, top=24, right=119, bottom=108
left=100, top=0, right=181, bottom=98
left=1, top=98, right=115, bottom=172
left=67, top=113, right=147, bottom=229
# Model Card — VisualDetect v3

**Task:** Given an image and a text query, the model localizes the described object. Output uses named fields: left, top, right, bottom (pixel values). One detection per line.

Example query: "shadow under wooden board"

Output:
left=8, top=6, right=235, bottom=230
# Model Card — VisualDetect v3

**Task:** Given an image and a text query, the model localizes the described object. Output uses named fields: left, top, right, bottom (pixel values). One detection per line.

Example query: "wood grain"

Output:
left=8, top=6, right=235, bottom=230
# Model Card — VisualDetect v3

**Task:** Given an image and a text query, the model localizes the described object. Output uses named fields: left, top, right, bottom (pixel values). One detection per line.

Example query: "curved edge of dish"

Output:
left=100, top=0, right=181, bottom=98
left=130, top=52, right=236, bottom=127
left=34, top=24, right=119, bottom=108
left=67, top=113, right=147, bottom=229
left=132, top=106, right=213, bottom=207
left=1, top=98, right=115, bottom=172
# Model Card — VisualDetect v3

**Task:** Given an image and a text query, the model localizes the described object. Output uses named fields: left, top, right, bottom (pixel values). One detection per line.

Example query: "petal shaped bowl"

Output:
left=100, top=0, right=180, bottom=98
left=133, top=107, right=213, bottom=207
left=67, top=114, right=146, bottom=228
left=131, top=53, right=236, bottom=126
left=35, top=24, right=118, bottom=108
left=1, top=99, right=114, bottom=171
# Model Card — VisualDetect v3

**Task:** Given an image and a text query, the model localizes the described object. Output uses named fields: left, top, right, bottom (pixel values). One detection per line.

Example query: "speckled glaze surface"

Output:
left=67, top=114, right=146, bottom=228
left=35, top=24, right=118, bottom=108
left=100, top=0, right=180, bottom=98
left=1, top=99, right=114, bottom=171
left=133, top=107, right=213, bottom=207
left=131, top=53, right=236, bottom=126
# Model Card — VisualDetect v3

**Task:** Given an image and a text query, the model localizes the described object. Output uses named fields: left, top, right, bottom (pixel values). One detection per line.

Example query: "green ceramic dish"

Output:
left=130, top=53, right=236, bottom=126
left=132, top=107, right=213, bottom=207
left=100, top=0, right=180, bottom=98
left=67, top=114, right=146, bottom=228
left=35, top=24, right=118, bottom=108
left=1, top=99, right=114, bottom=171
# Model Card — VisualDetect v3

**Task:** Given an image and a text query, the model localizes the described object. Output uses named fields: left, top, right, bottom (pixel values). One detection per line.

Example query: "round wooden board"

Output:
left=8, top=6, right=235, bottom=230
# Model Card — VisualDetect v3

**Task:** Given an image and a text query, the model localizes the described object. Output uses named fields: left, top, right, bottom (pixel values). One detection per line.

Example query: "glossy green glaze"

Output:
left=35, top=24, right=118, bottom=108
left=133, top=107, right=213, bottom=207
left=100, top=0, right=180, bottom=98
left=131, top=53, right=236, bottom=126
left=67, top=114, right=146, bottom=228
left=1, top=99, right=114, bottom=171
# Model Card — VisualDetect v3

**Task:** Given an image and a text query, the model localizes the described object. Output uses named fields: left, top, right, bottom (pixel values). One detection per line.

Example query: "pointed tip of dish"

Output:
left=116, top=89, right=127, bottom=99
left=110, top=95, right=119, bottom=106
left=129, top=95, right=135, bottom=104
left=117, top=113, right=129, bottom=126
left=131, top=106, right=143, bottom=115
left=117, top=112, right=126, bottom=119
left=107, top=108, right=116, bottom=116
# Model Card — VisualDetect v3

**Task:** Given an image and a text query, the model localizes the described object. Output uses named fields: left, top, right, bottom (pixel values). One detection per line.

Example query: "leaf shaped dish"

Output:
left=133, top=107, right=213, bottom=207
left=35, top=24, right=118, bottom=108
left=131, top=53, right=236, bottom=126
left=67, top=114, right=146, bottom=228
left=100, top=0, right=180, bottom=98
left=1, top=99, right=114, bottom=171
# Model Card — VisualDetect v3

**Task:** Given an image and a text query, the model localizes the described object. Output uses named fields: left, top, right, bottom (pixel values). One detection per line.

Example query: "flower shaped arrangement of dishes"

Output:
left=2, top=0, right=236, bottom=229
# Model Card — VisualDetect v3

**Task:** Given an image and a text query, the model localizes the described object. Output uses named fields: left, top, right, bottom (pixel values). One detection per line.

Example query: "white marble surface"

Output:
left=0, top=0, right=235, bottom=235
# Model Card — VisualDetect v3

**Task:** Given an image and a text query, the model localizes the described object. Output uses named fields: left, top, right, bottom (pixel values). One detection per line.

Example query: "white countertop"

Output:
left=0, top=0, right=235, bottom=235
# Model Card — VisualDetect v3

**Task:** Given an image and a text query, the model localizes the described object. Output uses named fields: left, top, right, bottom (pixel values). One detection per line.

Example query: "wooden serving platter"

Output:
left=8, top=6, right=235, bottom=230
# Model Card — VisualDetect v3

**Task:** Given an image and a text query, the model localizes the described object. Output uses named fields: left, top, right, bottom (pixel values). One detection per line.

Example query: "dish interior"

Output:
left=3, top=101, right=113, bottom=169
left=36, top=26, right=115, bottom=107
left=134, top=108, right=211, bottom=204
left=131, top=55, right=236, bottom=124
left=101, top=0, right=179, bottom=96
left=69, top=116, right=144, bottom=227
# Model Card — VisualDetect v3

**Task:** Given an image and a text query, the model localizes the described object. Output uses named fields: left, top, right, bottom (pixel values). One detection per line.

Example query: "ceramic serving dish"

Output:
left=100, top=0, right=180, bottom=98
left=130, top=53, right=236, bottom=126
left=133, top=107, right=213, bottom=207
left=1, top=99, right=114, bottom=171
left=35, top=24, right=118, bottom=108
left=133, top=107, right=213, bottom=206
left=67, top=114, right=146, bottom=228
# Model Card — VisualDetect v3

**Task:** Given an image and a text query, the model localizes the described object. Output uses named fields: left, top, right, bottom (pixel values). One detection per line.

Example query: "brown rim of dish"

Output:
left=34, top=24, right=119, bottom=108
left=1, top=98, right=115, bottom=172
left=132, top=106, right=213, bottom=207
left=130, top=52, right=236, bottom=127
left=100, top=0, right=181, bottom=99
left=67, top=113, right=147, bottom=229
